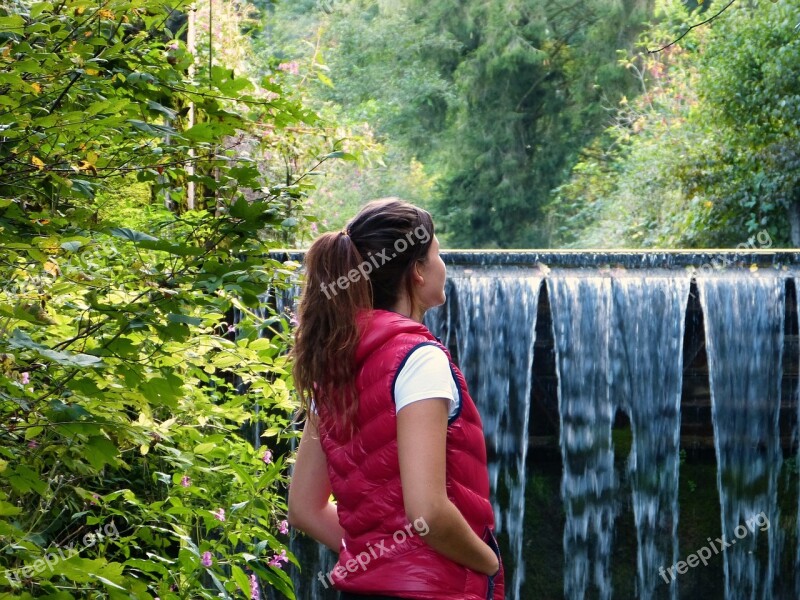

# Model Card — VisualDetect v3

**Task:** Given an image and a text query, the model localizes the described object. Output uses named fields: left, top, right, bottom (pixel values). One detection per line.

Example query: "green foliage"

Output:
left=310, top=149, right=436, bottom=232
left=0, top=202, right=301, bottom=598
left=427, top=0, right=653, bottom=248
left=0, top=0, right=338, bottom=597
left=254, top=0, right=443, bottom=237
left=278, top=0, right=654, bottom=248
left=548, top=0, right=800, bottom=248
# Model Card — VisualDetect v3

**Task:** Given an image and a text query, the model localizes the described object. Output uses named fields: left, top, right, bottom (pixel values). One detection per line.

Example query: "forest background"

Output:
left=0, top=0, right=797, bottom=598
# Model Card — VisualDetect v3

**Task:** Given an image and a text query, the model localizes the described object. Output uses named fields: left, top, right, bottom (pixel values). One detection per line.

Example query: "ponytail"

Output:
left=292, top=230, right=372, bottom=434
left=292, top=199, right=435, bottom=437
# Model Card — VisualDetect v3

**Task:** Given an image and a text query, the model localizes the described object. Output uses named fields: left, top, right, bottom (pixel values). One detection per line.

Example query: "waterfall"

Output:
left=796, top=276, right=800, bottom=599
left=610, top=271, right=691, bottom=599
left=697, top=271, right=785, bottom=600
left=548, top=271, right=617, bottom=600
left=426, top=267, right=542, bottom=600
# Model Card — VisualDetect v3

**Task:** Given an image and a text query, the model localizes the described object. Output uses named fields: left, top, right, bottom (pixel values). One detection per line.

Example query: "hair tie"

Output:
left=340, top=228, right=351, bottom=238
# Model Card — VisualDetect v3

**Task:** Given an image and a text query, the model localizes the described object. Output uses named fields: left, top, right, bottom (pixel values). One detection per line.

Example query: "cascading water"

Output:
left=796, top=276, right=800, bottom=598
left=697, top=271, right=785, bottom=600
left=547, top=271, right=617, bottom=600
left=425, top=267, right=542, bottom=599
left=610, top=271, right=691, bottom=600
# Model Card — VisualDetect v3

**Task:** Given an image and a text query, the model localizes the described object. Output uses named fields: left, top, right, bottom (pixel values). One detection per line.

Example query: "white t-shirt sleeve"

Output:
left=394, top=345, right=460, bottom=418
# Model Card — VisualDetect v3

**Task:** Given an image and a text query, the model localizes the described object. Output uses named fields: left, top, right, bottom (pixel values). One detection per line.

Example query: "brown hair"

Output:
left=292, top=198, right=435, bottom=435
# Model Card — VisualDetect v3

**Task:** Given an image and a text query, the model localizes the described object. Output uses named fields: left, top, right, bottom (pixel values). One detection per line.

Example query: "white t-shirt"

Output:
left=394, top=344, right=460, bottom=418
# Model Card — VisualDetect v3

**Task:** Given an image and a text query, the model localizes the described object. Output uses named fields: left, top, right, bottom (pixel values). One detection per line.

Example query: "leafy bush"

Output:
left=0, top=0, right=333, bottom=597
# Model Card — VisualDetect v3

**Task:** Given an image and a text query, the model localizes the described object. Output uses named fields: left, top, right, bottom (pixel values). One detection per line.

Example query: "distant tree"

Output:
left=548, top=0, right=800, bottom=248
left=261, top=0, right=655, bottom=248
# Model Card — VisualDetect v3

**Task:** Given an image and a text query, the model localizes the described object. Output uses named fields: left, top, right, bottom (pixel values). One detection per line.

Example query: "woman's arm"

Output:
left=287, top=415, right=345, bottom=552
left=397, top=398, right=499, bottom=576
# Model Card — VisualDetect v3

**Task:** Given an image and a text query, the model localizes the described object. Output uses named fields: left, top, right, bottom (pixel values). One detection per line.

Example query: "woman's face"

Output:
left=413, top=235, right=447, bottom=314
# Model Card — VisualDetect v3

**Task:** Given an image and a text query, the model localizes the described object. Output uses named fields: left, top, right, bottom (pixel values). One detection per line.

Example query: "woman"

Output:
left=288, top=198, right=503, bottom=600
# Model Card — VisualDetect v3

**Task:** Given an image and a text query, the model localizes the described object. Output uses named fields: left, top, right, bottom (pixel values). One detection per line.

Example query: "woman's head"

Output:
left=343, top=198, right=437, bottom=310
left=292, top=198, right=442, bottom=430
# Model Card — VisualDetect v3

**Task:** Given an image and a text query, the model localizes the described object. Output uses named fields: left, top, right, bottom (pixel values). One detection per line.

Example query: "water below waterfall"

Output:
left=279, top=261, right=798, bottom=600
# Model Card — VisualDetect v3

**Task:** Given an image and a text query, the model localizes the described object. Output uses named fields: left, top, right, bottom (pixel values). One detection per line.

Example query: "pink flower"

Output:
left=262, top=450, right=272, bottom=465
left=212, top=508, right=225, bottom=522
left=310, top=222, right=318, bottom=234
left=180, top=475, right=191, bottom=488
left=278, top=520, right=289, bottom=535
left=201, top=551, right=213, bottom=567
left=268, top=549, right=288, bottom=568
left=27, top=440, right=38, bottom=449
left=277, top=61, right=299, bottom=75
left=249, top=573, right=260, bottom=599
left=20, top=372, right=29, bottom=385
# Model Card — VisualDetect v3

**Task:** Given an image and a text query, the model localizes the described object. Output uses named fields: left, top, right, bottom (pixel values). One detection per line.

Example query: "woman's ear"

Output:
left=411, top=260, right=425, bottom=285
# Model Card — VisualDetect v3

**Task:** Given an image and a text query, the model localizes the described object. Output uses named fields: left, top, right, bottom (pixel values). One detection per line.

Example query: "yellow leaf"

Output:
left=43, top=260, right=60, bottom=277
left=30, top=82, right=41, bottom=94
left=31, top=156, right=45, bottom=170
left=749, top=264, right=758, bottom=272
left=140, top=444, right=150, bottom=455
left=85, top=68, right=99, bottom=76
left=98, top=9, right=115, bottom=19
left=77, top=160, right=98, bottom=175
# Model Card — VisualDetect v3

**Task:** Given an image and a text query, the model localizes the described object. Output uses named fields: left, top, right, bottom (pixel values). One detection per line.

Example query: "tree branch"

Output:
left=648, top=0, right=738, bottom=54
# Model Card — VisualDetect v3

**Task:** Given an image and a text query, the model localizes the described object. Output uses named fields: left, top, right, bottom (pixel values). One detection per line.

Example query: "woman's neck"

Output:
left=390, top=296, right=424, bottom=323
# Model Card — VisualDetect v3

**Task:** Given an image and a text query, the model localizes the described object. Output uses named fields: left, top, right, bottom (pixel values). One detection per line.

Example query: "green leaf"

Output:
left=317, top=72, right=334, bottom=88
left=322, top=150, right=357, bottom=161
left=109, top=227, right=159, bottom=243
left=85, top=437, right=119, bottom=470
left=92, top=574, right=126, bottom=591
left=8, top=330, right=105, bottom=368
left=123, top=558, right=168, bottom=577
left=52, top=557, right=112, bottom=583
left=139, top=375, right=182, bottom=409
left=231, top=565, right=251, bottom=597
left=0, top=501, right=22, bottom=517
left=24, top=426, right=43, bottom=440
left=182, top=122, right=216, bottom=143
left=167, top=313, right=203, bottom=326
left=146, top=100, right=177, bottom=120
left=193, top=442, right=216, bottom=455
left=60, top=241, right=84, bottom=252
left=138, top=239, right=204, bottom=256
left=26, top=247, right=49, bottom=263
left=0, top=15, right=25, bottom=35
left=70, top=179, right=95, bottom=199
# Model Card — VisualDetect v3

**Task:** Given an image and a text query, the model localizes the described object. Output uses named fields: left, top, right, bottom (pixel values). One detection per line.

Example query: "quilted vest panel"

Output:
left=317, top=309, right=505, bottom=599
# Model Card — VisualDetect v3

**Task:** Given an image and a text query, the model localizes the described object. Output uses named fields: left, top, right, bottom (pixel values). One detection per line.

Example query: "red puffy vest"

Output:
left=316, top=309, right=504, bottom=599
